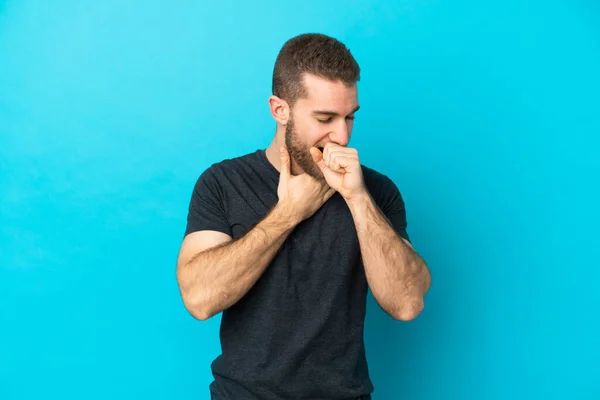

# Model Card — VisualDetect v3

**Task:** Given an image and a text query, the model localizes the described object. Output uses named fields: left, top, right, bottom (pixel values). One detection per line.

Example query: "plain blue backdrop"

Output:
left=1, top=0, right=599, bottom=399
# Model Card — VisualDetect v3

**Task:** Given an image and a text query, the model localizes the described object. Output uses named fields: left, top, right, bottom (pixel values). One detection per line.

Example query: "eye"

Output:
left=346, top=116, right=355, bottom=121
left=317, top=117, right=333, bottom=124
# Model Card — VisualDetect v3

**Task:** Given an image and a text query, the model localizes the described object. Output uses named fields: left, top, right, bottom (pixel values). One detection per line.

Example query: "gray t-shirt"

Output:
left=184, top=149, right=410, bottom=400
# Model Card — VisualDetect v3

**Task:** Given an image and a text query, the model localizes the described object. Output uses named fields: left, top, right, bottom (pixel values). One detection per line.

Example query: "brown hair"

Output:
left=272, top=33, right=361, bottom=106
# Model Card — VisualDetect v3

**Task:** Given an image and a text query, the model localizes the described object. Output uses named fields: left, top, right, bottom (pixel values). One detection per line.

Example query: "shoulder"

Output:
left=360, top=164, right=405, bottom=208
left=361, top=164, right=398, bottom=192
left=204, top=150, right=261, bottom=174
left=192, top=149, right=273, bottom=201
left=197, top=150, right=262, bottom=182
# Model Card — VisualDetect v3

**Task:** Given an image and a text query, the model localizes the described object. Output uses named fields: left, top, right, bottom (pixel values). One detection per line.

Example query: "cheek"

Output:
left=296, top=119, right=325, bottom=144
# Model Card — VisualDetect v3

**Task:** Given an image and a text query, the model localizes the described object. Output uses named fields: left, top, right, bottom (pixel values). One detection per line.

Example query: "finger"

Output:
left=323, top=142, right=342, bottom=154
left=309, top=147, right=328, bottom=172
left=327, top=147, right=358, bottom=158
left=326, top=150, right=358, bottom=168
left=279, top=146, right=291, bottom=179
left=323, top=143, right=354, bottom=166
left=330, top=155, right=357, bottom=172
left=323, top=143, right=338, bottom=167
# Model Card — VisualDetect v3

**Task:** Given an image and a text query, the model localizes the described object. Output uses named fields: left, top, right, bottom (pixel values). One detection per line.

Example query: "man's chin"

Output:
left=293, top=159, right=323, bottom=180
left=305, top=165, right=325, bottom=181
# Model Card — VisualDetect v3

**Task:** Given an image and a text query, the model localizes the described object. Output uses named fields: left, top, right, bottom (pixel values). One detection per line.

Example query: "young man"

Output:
left=176, top=33, right=431, bottom=400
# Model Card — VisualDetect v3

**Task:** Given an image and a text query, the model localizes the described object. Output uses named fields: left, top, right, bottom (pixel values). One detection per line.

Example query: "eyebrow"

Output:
left=312, top=105, right=360, bottom=117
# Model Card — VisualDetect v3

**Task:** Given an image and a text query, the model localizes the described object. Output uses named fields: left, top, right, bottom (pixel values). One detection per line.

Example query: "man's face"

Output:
left=285, top=73, right=360, bottom=179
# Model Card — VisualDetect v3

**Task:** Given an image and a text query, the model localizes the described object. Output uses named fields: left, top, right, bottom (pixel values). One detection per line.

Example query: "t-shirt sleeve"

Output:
left=184, top=167, right=232, bottom=237
left=380, top=177, right=411, bottom=243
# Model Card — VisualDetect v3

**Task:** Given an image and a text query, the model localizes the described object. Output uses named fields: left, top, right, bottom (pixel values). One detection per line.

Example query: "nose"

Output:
left=329, top=120, right=350, bottom=146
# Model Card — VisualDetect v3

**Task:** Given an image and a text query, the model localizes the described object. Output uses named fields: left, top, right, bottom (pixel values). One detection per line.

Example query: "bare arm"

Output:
left=176, top=204, right=297, bottom=320
left=176, top=146, right=334, bottom=320
left=309, top=143, right=431, bottom=321
left=347, top=192, right=431, bottom=321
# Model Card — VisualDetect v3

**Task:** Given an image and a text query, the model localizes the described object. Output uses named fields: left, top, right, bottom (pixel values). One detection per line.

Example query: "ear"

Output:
left=268, top=95, right=290, bottom=125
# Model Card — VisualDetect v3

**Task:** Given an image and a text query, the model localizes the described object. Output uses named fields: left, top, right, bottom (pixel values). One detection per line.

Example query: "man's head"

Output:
left=269, top=33, right=361, bottom=178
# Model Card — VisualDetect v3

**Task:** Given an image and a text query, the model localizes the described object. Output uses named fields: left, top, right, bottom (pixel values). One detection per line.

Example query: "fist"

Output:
left=310, top=143, right=367, bottom=201
left=277, top=146, right=336, bottom=224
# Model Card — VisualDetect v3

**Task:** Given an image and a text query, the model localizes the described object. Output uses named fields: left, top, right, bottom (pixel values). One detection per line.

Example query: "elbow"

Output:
left=392, top=298, right=424, bottom=321
left=193, top=310, right=214, bottom=321
left=177, top=282, right=215, bottom=321
left=182, top=297, right=215, bottom=321
left=176, top=269, right=215, bottom=321
left=423, top=268, right=432, bottom=295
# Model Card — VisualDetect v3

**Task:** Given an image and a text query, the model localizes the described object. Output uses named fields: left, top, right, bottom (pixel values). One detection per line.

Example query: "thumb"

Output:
left=279, top=146, right=291, bottom=179
left=310, top=147, right=327, bottom=172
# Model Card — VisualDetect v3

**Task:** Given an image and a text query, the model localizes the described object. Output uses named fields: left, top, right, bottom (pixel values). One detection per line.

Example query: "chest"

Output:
left=225, top=180, right=358, bottom=250
left=222, top=177, right=365, bottom=312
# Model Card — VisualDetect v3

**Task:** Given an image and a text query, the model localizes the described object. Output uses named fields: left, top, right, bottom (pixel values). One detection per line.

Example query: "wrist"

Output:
left=272, top=201, right=302, bottom=229
left=345, top=190, right=372, bottom=213
left=346, top=191, right=377, bottom=233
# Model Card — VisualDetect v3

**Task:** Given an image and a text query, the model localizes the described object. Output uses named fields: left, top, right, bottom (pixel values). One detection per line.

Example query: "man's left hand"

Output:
left=310, top=143, right=367, bottom=202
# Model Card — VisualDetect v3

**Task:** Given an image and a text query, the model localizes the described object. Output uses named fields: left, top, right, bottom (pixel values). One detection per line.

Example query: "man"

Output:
left=176, top=33, right=431, bottom=400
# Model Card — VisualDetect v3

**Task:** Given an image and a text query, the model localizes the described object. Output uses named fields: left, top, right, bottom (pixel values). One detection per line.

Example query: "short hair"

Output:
left=272, top=33, right=361, bottom=106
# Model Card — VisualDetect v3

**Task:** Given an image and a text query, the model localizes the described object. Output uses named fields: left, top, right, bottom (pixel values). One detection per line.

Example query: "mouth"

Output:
left=316, top=146, right=324, bottom=152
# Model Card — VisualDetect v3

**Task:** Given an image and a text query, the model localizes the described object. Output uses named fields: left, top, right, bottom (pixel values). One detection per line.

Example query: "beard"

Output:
left=285, top=116, right=324, bottom=180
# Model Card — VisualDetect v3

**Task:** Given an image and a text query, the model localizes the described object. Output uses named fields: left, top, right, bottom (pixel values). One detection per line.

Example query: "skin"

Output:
left=266, top=73, right=431, bottom=320
left=176, top=73, right=431, bottom=321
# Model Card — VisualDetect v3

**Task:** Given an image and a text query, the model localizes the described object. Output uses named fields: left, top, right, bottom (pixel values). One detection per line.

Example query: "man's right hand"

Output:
left=276, top=146, right=336, bottom=224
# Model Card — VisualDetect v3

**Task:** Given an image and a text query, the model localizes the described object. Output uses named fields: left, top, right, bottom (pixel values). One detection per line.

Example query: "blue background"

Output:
left=1, top=1, right=599, bottom=399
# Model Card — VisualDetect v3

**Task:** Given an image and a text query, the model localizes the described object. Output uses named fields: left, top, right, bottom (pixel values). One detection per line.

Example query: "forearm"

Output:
left=348, top=193, right=431, bottom=321
left=178, top=204, right=297, bottom=319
